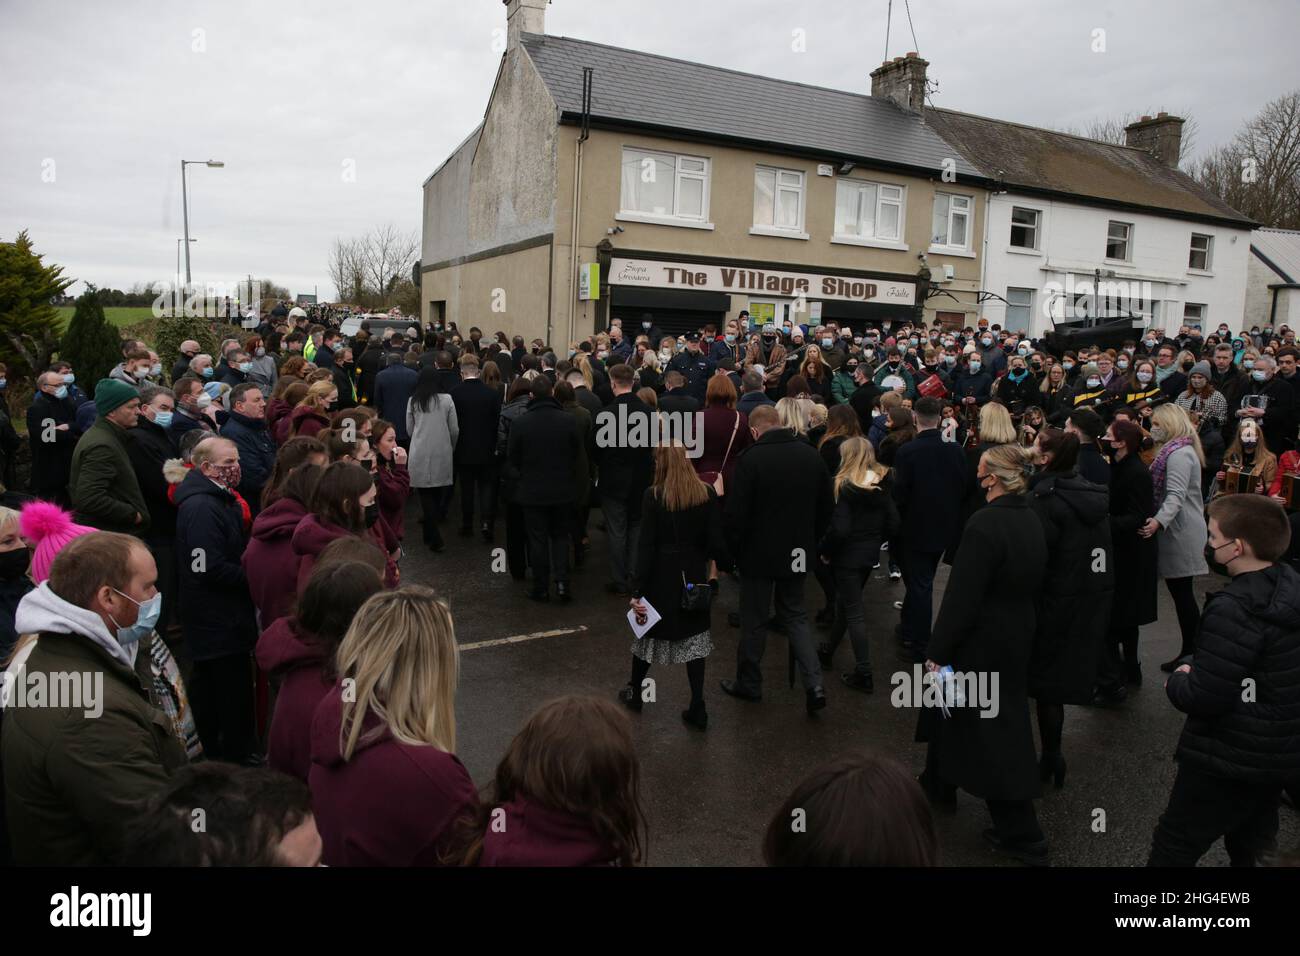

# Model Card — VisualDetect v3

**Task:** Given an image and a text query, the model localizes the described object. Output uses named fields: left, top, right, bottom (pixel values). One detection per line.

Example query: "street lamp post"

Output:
left=176, top=238, right=196, bottom=311
left=180, top=159, right=224, bottom=286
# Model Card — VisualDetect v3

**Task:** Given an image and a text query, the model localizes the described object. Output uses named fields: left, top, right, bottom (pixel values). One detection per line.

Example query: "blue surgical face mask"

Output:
left=725, top=333, right=736, bottom=344
left=54, top=384, right=69, bottom=400
left=238, top=362, right=253, bottom=373
left=152, top=410, right=173, bottom=428
left=968, top=361, right=982, bottom=373
left=202, top=367, right=214, bottom=378
left=822, top=338, right=833, bottom=348
left=203, top=382, right=222, bottom=398
left=63, top=373, right=75, bottom=384
left=0, top=378, right=5, bottom=390
left=109, top=589, right=162, bottom=645
left=1252, top=370, right=1267, bottom=382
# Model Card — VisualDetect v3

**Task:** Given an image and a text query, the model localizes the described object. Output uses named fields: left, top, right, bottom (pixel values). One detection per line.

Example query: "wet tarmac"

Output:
left=402, top=494, right=1299, bottom=867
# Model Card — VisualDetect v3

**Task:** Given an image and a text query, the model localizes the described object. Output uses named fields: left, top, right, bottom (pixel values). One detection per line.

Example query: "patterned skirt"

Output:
left=632, top=630, right=713, bottom=665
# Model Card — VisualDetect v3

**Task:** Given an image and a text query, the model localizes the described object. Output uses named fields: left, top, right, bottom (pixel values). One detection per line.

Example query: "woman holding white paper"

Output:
left=621, top=444, right=730, bottom=731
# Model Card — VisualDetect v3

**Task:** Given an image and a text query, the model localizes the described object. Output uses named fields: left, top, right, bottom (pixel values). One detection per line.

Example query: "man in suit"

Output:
left=658, top=371, right=700, bottom=416
left=722, top=404, right=833, bottom=715
left=892, top=397, right=968, bottom=663
left=595, top=364, right=654, bottom=596
left=508, top=376, right=579, bottom=603
left=373, top=353, right=419, bottom=446
left=736, top=368, right=775, bottom=419
left=451, top=354, right=503, bottom=540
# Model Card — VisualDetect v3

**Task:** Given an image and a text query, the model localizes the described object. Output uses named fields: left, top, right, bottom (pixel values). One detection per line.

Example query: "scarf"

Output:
left=1155, top=363, right=1177, bottom=384
left=1151, top=436, right=1193, bottom=509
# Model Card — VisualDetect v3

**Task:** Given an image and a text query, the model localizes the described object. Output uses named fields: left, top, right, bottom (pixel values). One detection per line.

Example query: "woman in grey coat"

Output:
left=406, top=367, right=459, bottom=552
left=1141, top=404, right=1208, bottom=672
left=244, top=335, right=278, bottom=392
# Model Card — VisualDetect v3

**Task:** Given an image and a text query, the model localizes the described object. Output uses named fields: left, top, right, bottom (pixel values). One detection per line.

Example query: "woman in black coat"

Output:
left=918, top=442, right=1050, bottom=865
left=624, top=445, right=729, bottom=731
left=816, top=438, right=899, bottom=690
left=1025, top=428, right=1113, bottom=790
left=1095, top=419, right=1158, bottom=697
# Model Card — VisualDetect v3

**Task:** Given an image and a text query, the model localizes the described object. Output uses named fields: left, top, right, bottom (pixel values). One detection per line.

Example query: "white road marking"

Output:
left=460, top=625, right=590, bottom=652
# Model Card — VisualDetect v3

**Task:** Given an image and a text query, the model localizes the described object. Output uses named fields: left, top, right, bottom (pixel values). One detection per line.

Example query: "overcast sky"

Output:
left=2, top=0, right=1295, bottom=300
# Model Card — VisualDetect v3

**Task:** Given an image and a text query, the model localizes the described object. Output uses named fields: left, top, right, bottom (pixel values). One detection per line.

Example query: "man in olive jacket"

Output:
left=1149, top=496, right=1300, bottom=866
left=69, top=379, right=149, bottom=535
left=2, top=532, right=188, bottom=865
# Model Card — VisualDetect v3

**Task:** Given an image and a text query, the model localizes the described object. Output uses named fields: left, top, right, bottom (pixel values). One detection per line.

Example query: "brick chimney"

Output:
left=1124, top=112, right=1185, bottom=168
left=503, top=0, right=548, bottom=50
left=870, top=52, right=929, bottom=113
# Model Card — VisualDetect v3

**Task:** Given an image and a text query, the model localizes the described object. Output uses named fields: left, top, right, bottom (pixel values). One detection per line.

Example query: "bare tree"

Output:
left=1062, top=110, right=1199, bottom=167
left=1193, top=90, right=1300, bottom=229
left=328, top=237, right=367, bottom=306
left=362, top=224, right=419, bottom=309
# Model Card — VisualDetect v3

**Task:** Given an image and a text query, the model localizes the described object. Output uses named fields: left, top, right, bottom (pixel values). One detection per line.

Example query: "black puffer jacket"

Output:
left=818, top=478, right=899, bottom=569
left=1027, top=470, right=1114, bottom=704
left=1167, top=563, right=1300, bottom=783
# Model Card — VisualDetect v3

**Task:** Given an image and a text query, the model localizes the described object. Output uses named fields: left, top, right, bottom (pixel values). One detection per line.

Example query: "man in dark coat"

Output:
left=657, top=371, right=701, bottom=417
left=127, top=385, right=180, bottom=629
left=736, top=368, right=776, bottom=420
left=634, top=314, right=665, bottom=355
left=564, top=369, right=603, bottom=419
left=69, top=380, right=149, bottom=535
left=847, top=363, right=883, bottom=435
left=721, top=404, right=833, bottom=714
left=217, top=351, right=251, bottom=389
left=594, top=365, right=655, bottom=596
left=451, top=354, right=503, bottom=539
left=1230, top=355, right=1295, bottom=455
left=892, top=398, right=968, bottom=663
left=1150, top=495, right=1300, bottom=866
left=1066, top=408, right=1110, bottom=485
left=26, top=371, right=79, bottom=505
left=170, top=340, right=201, bottom=384
left=507, top=376, right=579, bottom=602
left=173, top=436, right=258, bottom=763
left=374, top=354, right=419, bottom=444
left=220, top=383, right=276, bottom=514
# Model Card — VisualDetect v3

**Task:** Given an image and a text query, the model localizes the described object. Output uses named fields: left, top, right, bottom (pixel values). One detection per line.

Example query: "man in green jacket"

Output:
left=2, top=531, right=188, bottom=864
left=69, top=379, right=149, bottom=534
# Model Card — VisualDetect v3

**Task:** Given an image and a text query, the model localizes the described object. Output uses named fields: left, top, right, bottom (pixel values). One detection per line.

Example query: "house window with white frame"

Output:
left=1105, top=221, right=1132, bottom=261
left=1009, top=207, right=1040, bottom=249
left=619, top=147, right=710, bottom=223
left=932, top=193, right=971, bottom=249
left=834, top=180, right=903, bottom=241
left=1189, top=233, right=1213, bottom=271
left=1184, top=302, right=1206, bottom=325
left=753, top=166, right=805, bottom=233
left=1005, top=287, right=1034, bottom=331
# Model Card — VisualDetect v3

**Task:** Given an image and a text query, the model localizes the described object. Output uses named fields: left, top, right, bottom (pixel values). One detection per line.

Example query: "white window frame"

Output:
left=1189, top=233, right=1214, bottom=272
left=832, top=179, right=906, bottom=248
left=1105, top=220, right=1133, bottom=262
left=1184, top=303, right=1206, bottom=324
left=1004, top=287, right=1034, bottom=331
left=751, top=166, right=808, bottom=238
left=617, top=147, right=713, bottom=229
left=930, top=192, right=973, bottom=252
left=1009, top=206, right=1041, bottom=250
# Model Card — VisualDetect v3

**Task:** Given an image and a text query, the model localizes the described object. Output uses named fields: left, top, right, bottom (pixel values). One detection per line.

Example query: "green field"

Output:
left=54, top=305, right=156, bottom=328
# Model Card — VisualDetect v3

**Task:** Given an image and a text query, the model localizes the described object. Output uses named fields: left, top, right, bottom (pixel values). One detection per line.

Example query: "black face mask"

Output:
left=0, top=548, right=30, bottom=580
left=1204, top=540, right=1234, bottom=577
left=364, top=503, right=380, bottom=528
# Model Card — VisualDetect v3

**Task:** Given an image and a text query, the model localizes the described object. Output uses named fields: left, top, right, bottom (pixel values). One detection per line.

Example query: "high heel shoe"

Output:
left=1039, top=753, right=1067, bottom=790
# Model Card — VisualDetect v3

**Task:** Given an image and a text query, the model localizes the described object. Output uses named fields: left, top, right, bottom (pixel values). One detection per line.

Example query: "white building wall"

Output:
left=978, top=193, right=1249, bottom=337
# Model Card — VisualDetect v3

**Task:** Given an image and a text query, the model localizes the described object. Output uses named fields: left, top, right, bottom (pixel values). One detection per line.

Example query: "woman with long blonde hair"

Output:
left=776, top=396, right=810, bottom=438
left=623, top=444, right=726, bottom=731
left=817, top=437, right=898, bottom=691
left=289, top=379, right=337, bottom=438
left=1213, top=417, right=1277, bottom=499
left=308, top=585, right=476, bottom=866
left=1142, top=403, right=1208, bottom=671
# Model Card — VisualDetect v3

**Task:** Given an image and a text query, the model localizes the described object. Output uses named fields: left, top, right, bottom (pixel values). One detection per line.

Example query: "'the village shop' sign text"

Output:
left=610, top=257, right=915, bottom=305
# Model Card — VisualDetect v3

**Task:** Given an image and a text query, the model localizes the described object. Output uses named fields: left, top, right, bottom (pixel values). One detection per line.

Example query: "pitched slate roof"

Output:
left=1251, top=228, right=1300, bottom=283
left=924, top=107, right=1254, bottom=228
left=519, top=33, right=980, bottom=179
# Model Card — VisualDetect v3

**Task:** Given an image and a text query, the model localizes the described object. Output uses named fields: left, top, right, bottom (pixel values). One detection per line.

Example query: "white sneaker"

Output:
left=893, top=600, right=904, bottom=610
left=889, top=568, right=902, bottom=581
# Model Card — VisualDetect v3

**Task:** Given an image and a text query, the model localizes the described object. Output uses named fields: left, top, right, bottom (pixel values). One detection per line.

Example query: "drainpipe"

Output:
left=566, top=68, right=593, bottom=346
left=979, top=184, right=993, bottom=330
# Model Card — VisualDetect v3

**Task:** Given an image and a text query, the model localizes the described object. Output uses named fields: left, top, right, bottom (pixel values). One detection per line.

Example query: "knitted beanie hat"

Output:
left=94, top=378, right=139, bottom=417
left=19, top=501, right=96, bottom=583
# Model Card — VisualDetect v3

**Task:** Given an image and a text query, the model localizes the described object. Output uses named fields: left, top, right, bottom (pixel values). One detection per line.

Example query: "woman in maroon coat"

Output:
left=370, top=419, right=411, bottom=541
left=309, top=586, right=477, bottom=866
left=257, top=558, right=382, bottom=781
left=286, top=380, right=336, bottom=440
left=693, top=374, right=753, bottom=494
left=243, top=441, right=327, bottom=627
left=265, top=377, right=305, bottom=445
left=291, top=462, right=399, bottom=590
left=448, top=696, right=647, bottom=866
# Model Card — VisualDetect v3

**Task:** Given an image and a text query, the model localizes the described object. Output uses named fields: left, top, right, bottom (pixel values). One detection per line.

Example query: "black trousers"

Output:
left=1149, top=764, right=1280, bottom=866
left=900, top=548, right=943, bottom=654
left=1165, top=576, right=1201, bottom=658
left=736, top=574, right=821, bottom=694
left=505, top=501, right=527, bottom=579
left=458, top=462, right=497, bottom=529
left=417, top=488, right=446, bottom=548
left=524, top=504, right=571, bottom=590
left=188, top=652, right=257, bottom=763
left=987, top=799, right=1046, bottom=844
left=823, top=565, right=871, bottom=675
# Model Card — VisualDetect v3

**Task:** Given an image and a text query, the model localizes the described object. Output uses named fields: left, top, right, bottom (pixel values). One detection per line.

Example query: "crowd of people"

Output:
left=0, top=305, right=1296, bottom=867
